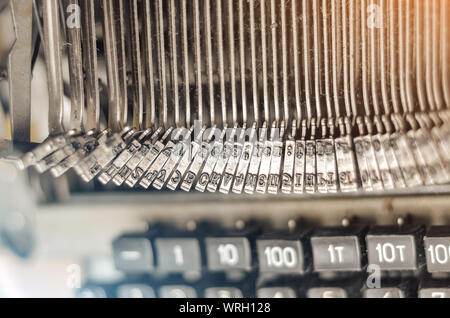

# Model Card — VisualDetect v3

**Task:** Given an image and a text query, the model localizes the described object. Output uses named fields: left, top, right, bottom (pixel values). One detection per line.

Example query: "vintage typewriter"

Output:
left=0, top=0, right=450, bottom=298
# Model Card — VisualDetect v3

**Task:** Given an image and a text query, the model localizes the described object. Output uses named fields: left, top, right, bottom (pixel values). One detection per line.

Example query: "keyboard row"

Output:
left=78, top=280, right=450, bottom=298
left=112, top=224, right=450, bottom=275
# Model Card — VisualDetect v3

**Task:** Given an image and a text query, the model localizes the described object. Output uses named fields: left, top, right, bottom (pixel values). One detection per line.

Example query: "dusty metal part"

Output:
left=43, top=0, right=64, bottom=136
left=80, top=0, right=99, bottom=131
left=63, top=0, right=84, bottom=131
left=8, top=0, right=33, bottom=142
left=101, top=0, right=122, bottom=132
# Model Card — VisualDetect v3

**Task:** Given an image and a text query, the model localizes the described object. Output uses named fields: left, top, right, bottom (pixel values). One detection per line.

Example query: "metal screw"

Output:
left=235, top=220, right=245, bottom=230
left=186, top=220, right=197, bottom=231
left=342, top=217, right=350, bottom=227
left=288, top=219, right=297, bottom=231
left=397, top=216, right=405, bottom=226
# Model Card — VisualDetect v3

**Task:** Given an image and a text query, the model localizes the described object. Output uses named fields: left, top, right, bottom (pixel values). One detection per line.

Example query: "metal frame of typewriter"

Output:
left=1, top=0, right=450, bottom=298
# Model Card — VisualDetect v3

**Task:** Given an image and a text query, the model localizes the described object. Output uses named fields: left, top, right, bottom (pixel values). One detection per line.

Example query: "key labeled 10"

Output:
left=426, top=244, right=450, bottom=265
left=205, top=237, right=252, bottom=271
left=424, top=233, right=450, bottom=272
left=423, top=226, right=450, bottom=273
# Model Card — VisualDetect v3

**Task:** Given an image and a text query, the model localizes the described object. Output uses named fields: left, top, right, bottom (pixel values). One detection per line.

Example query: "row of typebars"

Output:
left=41, top=0, right=450, bottom=136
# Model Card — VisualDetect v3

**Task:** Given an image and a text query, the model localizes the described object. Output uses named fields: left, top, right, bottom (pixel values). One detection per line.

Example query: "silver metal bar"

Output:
left=129, top=0, right=144, bottom=129
left=271, top=0, right=280, bottom=123
left=322, top=0, right=333, bottom=120
left=58, top=0, right=67, bottom=50
left=193, top=0, right=203, bottom=124
left=303, top=0, right=313, bottom=120
left=341, top=0, right=351, bottom=118
left=228, top=0, right=238, bottom=124
left=415, top=0, right=428, bottom=113
left=331, top=0, right=342, bottom=119
left=404, top=0, right=416, bottom=114
left=115, top=0, right=128, bottom=128
left=389, top=0, right=401, bottom=115
left=369, top=0, right=381, bottom=117
left=216, top=0, right=227, bottom=126
left=143, top=0, right=157, bottom=128
left=250, top=0, right=258, bottom=124
left=81, top=0, right=100, bottom=131
left=155, top=0, right=168, bottom=127
left=43, top=0, right=65, bottom=135
left=239, top=0, right=248, bottom=123
left=64, top=0, right=84, bottom=131
left=281, top=0, right=289, bottom=123
left=261, top=0, right=270, bottom=123
left=442, top=0, right=450, bottom=108
left=32, top=0, right=46, bottom=50
left=169, top=0, right=180, bottom=127
left=361, top=0, right=371, bottom=118
left=204, top=0, right=215, bottom=126
left=8, top=0, right=33, bottom=142
left=349, top=0, right=360, bottom=119
left=312, top=0, right=322, bottom=122
left=293, top=0, right=302, bottom=123
left=397, top=0, right=410, bottom=114
left=181, top=0, right=191, bottom=127
left=380, top=0, right=392, bottom=118
left=102, top=0, right=121, bottom=131
left=432, top=0, right=444, bottom=111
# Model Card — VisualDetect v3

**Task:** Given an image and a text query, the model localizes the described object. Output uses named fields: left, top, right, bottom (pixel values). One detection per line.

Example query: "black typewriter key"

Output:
left=205, top=237, right=252, bottom=271
left=419, top=288, right=450, bottom=298
left=366, top=225, right=425, bottom=271
left=424, top=226, right=450, bottom=273
left=159, top=285, right=197, bottom=298
left=112, top=237, right=154, bottom=273
left=306, top=287, right=347, bottom=298
left=257, top=287, right=297, bottom=298
left=256, top=240, right=304, bottom=274
left=311, top=227, right=366, bottom=272
left=76, top=286, right=107, bottom=298
left=116, top=284, right=156, bottom=298
left=204, top=287, right=244, bottom=298
left=362, top=279, right=416, bottom=298
left=363, top=287, right=405, bottom=298
left=155, top=238, right=202, bottom=273
left=419, top=279, right=450, bottom=298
